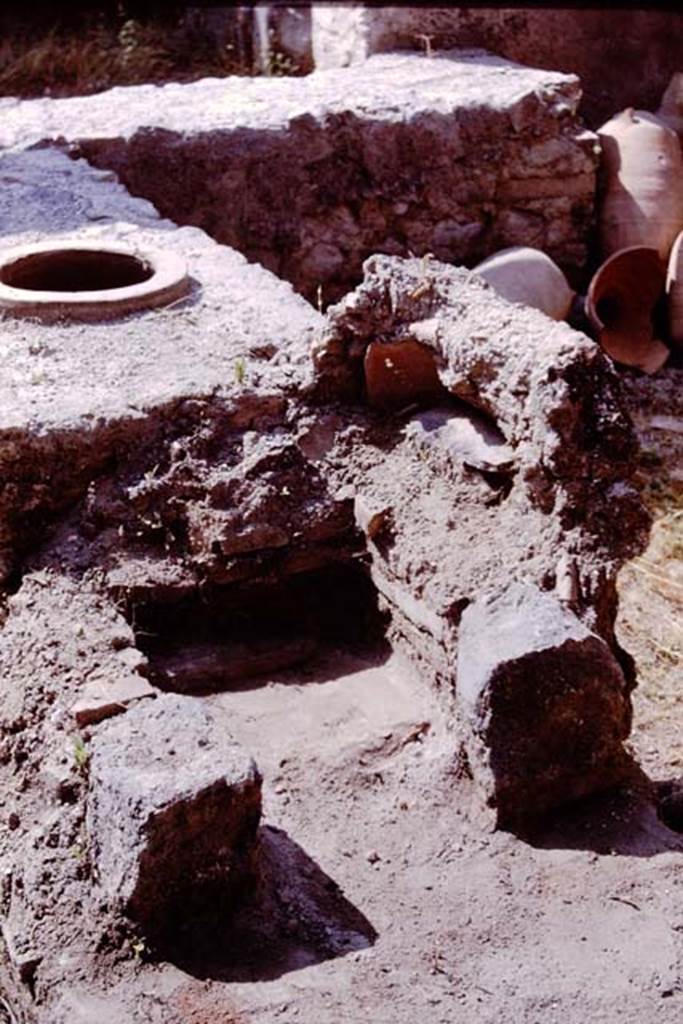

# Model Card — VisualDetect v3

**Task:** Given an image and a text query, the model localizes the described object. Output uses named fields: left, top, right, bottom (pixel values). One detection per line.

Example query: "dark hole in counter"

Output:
left=0, top=248, right=153, bottom=292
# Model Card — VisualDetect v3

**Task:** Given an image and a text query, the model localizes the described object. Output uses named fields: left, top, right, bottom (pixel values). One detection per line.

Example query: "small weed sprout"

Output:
left=267, top=49, right=301, bottom=77
left=409, top=252, right=435, bottom=301
left=234, top=356, right=246, bottom=385
left=73, top=735, right=89, bottom=772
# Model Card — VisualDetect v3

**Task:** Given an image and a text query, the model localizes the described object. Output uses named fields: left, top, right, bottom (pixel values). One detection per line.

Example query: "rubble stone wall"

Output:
left=1, top=50, right=598, bottom=305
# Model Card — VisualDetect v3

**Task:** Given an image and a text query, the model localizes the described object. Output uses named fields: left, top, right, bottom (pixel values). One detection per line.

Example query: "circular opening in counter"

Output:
left=0, top=248, right=154, bottom=292
left=0, top=240, right=190, bottom=322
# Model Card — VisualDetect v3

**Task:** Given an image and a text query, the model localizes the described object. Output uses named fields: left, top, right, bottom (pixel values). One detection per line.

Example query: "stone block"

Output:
left=150, top=636, right=316, bottom=694
left=0, top=147, right=322, bottom=584
left=456, top=582, right=633, bottom=827
left=86, top=694, right=262, bottom=936
left=311, top=5, right=682, bottom=128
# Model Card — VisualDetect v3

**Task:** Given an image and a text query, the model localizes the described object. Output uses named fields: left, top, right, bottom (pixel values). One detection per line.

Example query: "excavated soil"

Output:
left=2, top=369, right=680, bottom=1024
left=0, top=55, right=681, bottom=1024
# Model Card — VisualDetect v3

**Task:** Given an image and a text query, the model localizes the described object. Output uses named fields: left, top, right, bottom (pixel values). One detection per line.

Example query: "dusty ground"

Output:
left=34, top=367, right=681, bottom=1024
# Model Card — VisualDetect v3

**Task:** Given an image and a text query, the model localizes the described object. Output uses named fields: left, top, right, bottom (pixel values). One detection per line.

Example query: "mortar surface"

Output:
left=0, top=50, right=579, bottom=149
left=0, top=148, right=322, bottom=433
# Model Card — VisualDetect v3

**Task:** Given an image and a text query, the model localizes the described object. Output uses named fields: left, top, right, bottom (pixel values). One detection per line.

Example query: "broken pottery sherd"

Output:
left=473, top=246, right=574, bottom=321
left=405, top=405, right=516, bottom=474
left=364, top=337, right=445, bottom=410
left=586, top=245, right=669, bottom=374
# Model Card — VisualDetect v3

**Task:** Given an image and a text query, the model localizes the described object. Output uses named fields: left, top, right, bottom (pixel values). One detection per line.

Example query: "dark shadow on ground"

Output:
left=160, top=825, right=377, bottom=982
left=135, top=560, right=393, bottom=695
left=521, top=767, right=683, bottom=857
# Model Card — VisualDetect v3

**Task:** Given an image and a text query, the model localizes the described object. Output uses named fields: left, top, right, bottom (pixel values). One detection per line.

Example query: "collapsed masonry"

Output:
left=0, top=50, right=650, bottom=1024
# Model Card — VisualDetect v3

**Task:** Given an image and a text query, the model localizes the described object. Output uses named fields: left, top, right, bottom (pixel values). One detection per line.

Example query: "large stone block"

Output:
left=86, top=694, right=262, bottom=936
left=0, top=146, right=322, bottom=583
left=456, top=582, right=633, bottom=827
left=311, top=5, right=681, bottom=127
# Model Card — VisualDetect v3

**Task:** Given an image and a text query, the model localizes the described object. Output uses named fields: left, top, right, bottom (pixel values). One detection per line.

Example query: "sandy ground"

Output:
left=112, top=641, right=683, bottom=1024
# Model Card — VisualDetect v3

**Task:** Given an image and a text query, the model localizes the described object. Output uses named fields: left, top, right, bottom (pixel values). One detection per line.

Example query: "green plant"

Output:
left=234, top=356, right=246, bottom=385
left=0, top=13, right=256, bottom=101
left=267, top=49, right=301, bottom=77
left=73, top=735, right=89, bottom=771
left=416, top=34, right=435, bottom=58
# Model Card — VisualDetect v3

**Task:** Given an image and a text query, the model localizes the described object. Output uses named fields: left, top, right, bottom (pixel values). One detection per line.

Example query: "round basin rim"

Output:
left=0, top=240, right=189, bottom=315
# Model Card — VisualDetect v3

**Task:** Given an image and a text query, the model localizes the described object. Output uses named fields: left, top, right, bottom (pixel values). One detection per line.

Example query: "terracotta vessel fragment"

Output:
left=364, top=338, right=445, bottom=411
left=473, top=246, right=574, bottom=321
left=586, top=245, right=669, bottom=375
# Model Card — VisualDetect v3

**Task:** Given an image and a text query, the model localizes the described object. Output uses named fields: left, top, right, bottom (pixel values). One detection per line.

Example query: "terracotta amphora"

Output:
left=586, top=245, right=669, bottom=374
left=656, top=72, right=683, bottom=144
left=473, top=246, right=574, bottom=321
left=666, top=229, right=683, bottom=347
left=598, top=108, right=683, bottom=261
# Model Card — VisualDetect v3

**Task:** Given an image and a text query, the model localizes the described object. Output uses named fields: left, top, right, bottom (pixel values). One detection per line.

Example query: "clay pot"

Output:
left=656, top=72, right=683, bottom=143
left=586, top=246, right=669, bottom=374
left=666, top=229, right=683, bottom=347
left=597, top=108, right=683, bottom=261
left=473, top=246, right=574, bottom=321
left=364, top=338, right=445, bottom=411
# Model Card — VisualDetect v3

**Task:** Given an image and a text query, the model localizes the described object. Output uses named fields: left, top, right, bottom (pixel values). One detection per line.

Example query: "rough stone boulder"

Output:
left=86, top=694, right=262, bottom=938
left=456, top=582, right=633, bottom=827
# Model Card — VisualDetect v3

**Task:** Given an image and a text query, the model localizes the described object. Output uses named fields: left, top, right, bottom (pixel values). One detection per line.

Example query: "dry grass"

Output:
left=616, top=370, right=683, bottom=780
left=0, top=17, right=255, bottom=100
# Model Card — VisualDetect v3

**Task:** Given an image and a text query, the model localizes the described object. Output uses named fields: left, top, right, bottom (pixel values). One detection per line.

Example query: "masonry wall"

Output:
left=1, top=49, right=599, bottom=305
left=312, top=5, right=681, bottom=127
